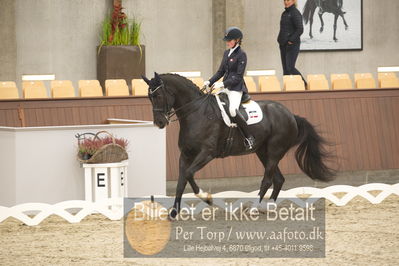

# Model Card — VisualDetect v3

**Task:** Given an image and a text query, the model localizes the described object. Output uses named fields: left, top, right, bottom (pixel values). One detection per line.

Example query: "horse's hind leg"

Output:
left=258, top=157, right=284, bottom=203
left=341, top=14, right=348, bottom=30
left=270, top=167, right=285, bottom=201
left=256, top=141, right=288, bottom=203
left=256, top=148, right=273, bottom=201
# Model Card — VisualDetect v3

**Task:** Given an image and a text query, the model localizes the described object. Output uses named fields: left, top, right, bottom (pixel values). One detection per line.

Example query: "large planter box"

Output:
left=97, top=45, right=145, bottom=91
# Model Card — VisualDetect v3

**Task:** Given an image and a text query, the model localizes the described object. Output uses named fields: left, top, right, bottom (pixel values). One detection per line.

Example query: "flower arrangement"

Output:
left=99, top=2, right=141, bottom=48
left=77, top=133, right=129, bottom=161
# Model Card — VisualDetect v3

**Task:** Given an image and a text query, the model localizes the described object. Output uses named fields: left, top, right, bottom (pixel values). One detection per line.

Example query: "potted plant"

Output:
left=97, top=1, right=145, bottom=91
left=77, top=131, right=129, bottom=163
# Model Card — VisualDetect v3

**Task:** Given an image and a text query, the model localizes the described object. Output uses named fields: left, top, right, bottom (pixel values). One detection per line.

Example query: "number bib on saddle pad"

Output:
left=214, top=93, right=263, bottom=127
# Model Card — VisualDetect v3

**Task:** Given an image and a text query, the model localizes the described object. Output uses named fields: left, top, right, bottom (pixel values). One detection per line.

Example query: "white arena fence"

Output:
left=0, top=183, right=398, bottom=226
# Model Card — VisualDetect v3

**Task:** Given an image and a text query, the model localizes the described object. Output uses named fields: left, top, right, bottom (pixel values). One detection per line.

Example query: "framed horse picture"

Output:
left=298, top=0, right=363, bottom=51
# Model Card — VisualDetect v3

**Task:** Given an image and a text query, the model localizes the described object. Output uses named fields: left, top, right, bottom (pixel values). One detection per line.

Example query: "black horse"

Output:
left=303, top=0, right=348, bottom=42
left=142, top=73, right=335, bottom=218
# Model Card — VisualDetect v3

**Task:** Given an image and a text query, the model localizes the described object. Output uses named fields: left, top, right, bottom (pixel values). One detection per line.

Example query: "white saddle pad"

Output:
left=215, top=95, right=263, bottom=127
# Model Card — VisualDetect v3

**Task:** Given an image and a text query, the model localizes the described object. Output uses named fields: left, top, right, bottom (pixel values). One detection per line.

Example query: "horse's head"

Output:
left=142, top=72, right=175, bottom=129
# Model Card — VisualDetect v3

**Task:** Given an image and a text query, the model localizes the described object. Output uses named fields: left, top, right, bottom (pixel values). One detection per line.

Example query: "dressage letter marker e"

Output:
left=83, top=161, right=129, bottom=203
left=97, top=173, right=106, bottom=187
left=94, top=167, right=108, bottom=201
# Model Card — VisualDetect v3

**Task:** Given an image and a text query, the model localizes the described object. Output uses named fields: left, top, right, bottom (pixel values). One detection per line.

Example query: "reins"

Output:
left=149, top=81, right=215, bottom=123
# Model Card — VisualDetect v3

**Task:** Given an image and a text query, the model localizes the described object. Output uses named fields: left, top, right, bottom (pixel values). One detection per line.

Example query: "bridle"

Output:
left=148, top=80, right=211, bottom=123
left=148, top=81, right=176, bottom=122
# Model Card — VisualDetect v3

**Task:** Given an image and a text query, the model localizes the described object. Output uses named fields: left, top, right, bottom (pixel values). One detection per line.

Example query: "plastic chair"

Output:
left=22, top=81, right=48, bottom=98
left=331, top=74, right=353, bottom=90
left=283, top=75, right=305, bottom=91
left=105, top=79, right=129, bottom=96
left=380, top=78, right=399, bottom=88
left=79, top=80, right=103, bottom=97
left=258, top=76, right=281, bottom=92
left=132, top=79, right=148, bottom=96
left=378, top=73, right=398, bottom=87
left=308, top=79, right=329, bottom=90
left=0, top=81, right=19, bottom=99
left=244, top=76, right=257, bottom=92
left=307, top=74, right=329, bottom=90
left=51, top=80, right=76, bottom=98
left=356, top=78, right=376, bottom=89
left=354, top=73, right=376, bottom=89
left=189, top=77, right=204, bottom=88
left=354, top=73, right=373, bottom=82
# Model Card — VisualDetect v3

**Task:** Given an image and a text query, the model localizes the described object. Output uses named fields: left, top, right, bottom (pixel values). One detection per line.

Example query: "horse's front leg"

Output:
left=333, top=14, right=339, bottom=41
left=169, top=155, right=191, bottom=219
left=309, top=9, right=315, bottom=38
left=319, top=13, right=324, bottom=33
left=186, top=150, right=214, bottom=204
left=169, top=150, right=214, bottom=219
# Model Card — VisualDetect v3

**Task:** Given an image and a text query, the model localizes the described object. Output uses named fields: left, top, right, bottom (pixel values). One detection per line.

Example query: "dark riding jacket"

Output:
left=209, top=46, right=248, bottom=93
left=277, top=5, right=304, bottom=46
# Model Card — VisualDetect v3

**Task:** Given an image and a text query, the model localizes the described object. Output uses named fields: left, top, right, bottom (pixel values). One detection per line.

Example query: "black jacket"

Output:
left=209, top=46, right=248, bottom=93
left=277, top=5, right=304, bottom=46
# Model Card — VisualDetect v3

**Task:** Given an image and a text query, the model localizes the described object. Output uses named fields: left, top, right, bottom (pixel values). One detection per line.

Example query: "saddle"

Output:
left=218, top=93, right=250, bottom=121
left=215, top=92, right=263, bottom=127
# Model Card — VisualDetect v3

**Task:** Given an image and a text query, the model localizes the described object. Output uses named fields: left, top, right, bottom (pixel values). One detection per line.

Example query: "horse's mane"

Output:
left=160, top=73, right=204, bottom=96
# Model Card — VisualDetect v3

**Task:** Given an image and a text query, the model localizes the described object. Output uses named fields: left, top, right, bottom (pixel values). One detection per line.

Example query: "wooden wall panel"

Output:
left=1, top=89, right=399, bottom=181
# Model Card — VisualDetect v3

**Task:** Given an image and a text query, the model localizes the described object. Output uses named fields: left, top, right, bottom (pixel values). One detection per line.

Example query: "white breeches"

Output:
left=218, top=89, right=243, bottom=117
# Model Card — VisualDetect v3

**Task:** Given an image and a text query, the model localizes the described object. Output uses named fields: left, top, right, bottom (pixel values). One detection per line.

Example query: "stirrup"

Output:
left=244, top=137, right=255, bottom=150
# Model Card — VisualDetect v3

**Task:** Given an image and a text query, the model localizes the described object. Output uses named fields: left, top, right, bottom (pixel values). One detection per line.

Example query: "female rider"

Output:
left=205, top=27, right=255, bottom=150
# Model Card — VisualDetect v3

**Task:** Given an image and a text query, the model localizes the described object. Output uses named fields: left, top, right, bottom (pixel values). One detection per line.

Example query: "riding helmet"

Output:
left=223, top=27, right=243, bottom=41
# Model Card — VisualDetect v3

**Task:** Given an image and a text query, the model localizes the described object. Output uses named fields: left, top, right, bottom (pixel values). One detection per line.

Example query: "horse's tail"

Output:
left=302, top=0, right=315, bottom=25
left=294, top=115, right=336, bottom=182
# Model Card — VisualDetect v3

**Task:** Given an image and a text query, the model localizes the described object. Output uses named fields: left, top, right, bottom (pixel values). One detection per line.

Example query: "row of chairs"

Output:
left=1, top=73, right=398, bottom=99
left=178, top=73, right=399, bottom=92
left=0, top=79, right=151, bottom=99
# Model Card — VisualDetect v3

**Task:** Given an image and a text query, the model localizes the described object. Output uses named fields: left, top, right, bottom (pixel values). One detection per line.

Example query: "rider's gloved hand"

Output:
left=204, top=80, right=210, bottom=87
left=213, top=81, right=224, bottom=89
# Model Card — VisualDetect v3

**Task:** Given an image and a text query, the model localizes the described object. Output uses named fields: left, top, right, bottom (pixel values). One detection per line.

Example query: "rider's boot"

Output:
left=233, top=110, right=255, bottom=150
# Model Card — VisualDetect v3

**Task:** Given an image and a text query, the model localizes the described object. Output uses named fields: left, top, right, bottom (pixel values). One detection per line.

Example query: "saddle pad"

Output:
left=214, top=95, right=263, bottom=127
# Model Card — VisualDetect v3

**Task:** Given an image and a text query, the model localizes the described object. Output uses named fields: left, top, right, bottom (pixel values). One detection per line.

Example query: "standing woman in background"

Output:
left=277, top=0, right=307, bottom=87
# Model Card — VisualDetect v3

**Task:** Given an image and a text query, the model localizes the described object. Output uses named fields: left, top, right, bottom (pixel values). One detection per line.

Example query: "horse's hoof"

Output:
left=345, top=26, right=348, bottom=31
left=334, top=38, right=338, bottom=42
left=258, top=191, right=267, bottom=203
left=310, top=35, right=313, bottom=39
left=271, top=194, right=278, bottom=202
left=249, top=202, right=268, bottom=214
left=168, top=209, right=178, bottom=221
left=196, top=189, right=212, bottom=205
left=205, top=194, right=213, bottom=205
left=320, top=27, right=324, bottom=33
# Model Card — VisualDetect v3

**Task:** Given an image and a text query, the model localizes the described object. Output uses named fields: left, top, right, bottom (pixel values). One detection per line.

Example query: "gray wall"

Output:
left=0, top=0, right=398, bottom=89
left=123, top=0, right=213, bottom=79
left=0, top=0, right=17, bottom=82
left=14, top=0, right=110, bottom=90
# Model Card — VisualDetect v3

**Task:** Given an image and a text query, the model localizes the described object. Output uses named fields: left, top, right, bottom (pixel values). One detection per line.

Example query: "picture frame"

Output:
left=297, top=0, right=363, bottom=51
